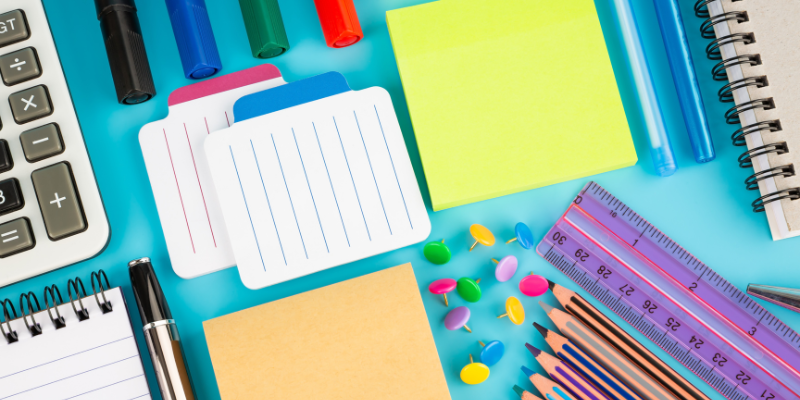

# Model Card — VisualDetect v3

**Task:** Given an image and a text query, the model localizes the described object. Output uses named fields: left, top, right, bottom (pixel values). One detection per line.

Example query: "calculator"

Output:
left=0, top=0, right=109, bottom=286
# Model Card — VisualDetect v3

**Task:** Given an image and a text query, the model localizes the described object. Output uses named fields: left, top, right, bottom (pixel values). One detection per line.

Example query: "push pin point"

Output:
left=469, top=224, right=495, bottom=252
left=428, top=278, right=457, bottom=307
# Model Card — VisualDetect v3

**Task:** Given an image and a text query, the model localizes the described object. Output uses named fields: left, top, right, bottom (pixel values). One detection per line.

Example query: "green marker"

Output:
left=238, top=0, right=290, bottom=58
left=423, top=239, right=451, bottom=265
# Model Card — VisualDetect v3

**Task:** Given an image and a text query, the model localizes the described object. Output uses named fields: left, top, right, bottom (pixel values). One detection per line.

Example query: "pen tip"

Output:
left=513, top=385, right=525, bottom=397
left=521, top=365, right=535, bottom=377
left=547, top=278, right=556, bottom=291
left=525, top=343, right=542, bottom=357
left=533, top=322, right=550, bottom=337
left=539, top=301, right=555, bottom=314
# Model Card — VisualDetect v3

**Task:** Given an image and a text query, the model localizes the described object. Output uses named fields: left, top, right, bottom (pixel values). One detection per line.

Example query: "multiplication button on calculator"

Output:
left=0, top=0, right=109, bottom=286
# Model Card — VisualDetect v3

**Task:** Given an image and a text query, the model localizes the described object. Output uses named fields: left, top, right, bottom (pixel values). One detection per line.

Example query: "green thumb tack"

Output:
left=423, top=239, right=451, bottom=265
left=238, top=0, right=290, bottom=59
left=457, top=277, right=482, bottom=303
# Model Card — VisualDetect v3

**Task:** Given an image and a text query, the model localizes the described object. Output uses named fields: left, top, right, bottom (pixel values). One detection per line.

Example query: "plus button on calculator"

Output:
left=0, top=1, right=109, bottom=285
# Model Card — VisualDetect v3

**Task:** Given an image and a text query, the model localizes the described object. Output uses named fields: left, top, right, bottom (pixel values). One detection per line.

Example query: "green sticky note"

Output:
left=387, top=0, right=637, bottom=211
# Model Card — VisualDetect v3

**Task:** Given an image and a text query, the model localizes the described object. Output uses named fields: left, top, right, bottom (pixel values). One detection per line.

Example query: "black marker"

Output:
left=95, top=0, right=156, bottom=104
left=129, top=257, right=196, bottom=400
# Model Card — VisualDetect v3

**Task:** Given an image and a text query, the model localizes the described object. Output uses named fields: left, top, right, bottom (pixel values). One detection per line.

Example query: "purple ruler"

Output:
left=537, top=182, right=800, bottom=400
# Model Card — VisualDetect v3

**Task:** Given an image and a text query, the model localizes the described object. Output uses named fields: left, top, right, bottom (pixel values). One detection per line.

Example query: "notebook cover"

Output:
left=720, top=0, right=800, bottom=239
left=203, top=264, right=450, bottom=400
left=387, top=0, right=636, bottom=211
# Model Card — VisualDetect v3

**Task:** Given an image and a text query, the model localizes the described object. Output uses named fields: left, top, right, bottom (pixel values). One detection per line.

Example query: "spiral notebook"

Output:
left=696, top=0, right=800, bottom=240
left=0, top=273, right=151, bottom=399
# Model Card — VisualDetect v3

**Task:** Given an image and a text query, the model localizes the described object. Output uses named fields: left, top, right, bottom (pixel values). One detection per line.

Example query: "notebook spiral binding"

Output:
left=694, top=0, right=800, bottom=212
left=0, top=270, right=114, bottom=344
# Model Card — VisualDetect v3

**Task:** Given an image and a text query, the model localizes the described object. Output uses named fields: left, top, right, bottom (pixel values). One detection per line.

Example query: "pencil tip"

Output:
left=547, top=278, right=556, bottom=291
left=513, top=385, right=525, bottom=397
left=539, top=301, right=556, bottom=314
left=533, top=322, right=550, bottom=337
left=525, top=343, right=542, bottom=357
left=521, top=365, right=535, bottom=377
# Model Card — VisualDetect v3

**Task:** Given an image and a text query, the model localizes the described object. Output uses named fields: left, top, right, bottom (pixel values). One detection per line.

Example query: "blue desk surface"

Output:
left=6, top=0, right=798, bottom=398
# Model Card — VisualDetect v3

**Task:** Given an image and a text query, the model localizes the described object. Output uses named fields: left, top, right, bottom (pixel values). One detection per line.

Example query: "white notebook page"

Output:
left=0, top=287, right=151, bottom=400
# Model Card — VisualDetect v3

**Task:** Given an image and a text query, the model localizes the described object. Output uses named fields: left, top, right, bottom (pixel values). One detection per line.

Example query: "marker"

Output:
left=94, top=0, right=156, bottom=104
left=533, top=323, right=643, bottom=400
left=547, top=280, right=709, bottom=400
left=522, top=370, right=578, bottom=400
left=748, top=284, right=800, bottom=314
left=238, top=0, right=290, bottom=59
left=129, top=257, right=197, bottom=399
left=611, top=0, right=677, bottom=176
left=540, top=301, right=679, bottom=400
left=313, top=0, right=363, bottom=48
left=653, top=0, right=715, bottom=164
left=165, top=0, right=222, bottom=79
left=525, top=343, right=611, bottom=400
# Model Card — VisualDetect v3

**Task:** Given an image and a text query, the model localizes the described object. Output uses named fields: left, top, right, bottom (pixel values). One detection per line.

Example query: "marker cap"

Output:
left=166, top=0, right=223, bottom=79
left=239, top=0, right=290, bottom=59
left=313, top=0, right=363, bottom=48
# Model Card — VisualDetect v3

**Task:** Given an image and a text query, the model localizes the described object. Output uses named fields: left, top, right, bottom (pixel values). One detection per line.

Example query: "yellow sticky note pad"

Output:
left=387, top=0, right=637, bottom=211
left=204, top=264, right=450, bottom=400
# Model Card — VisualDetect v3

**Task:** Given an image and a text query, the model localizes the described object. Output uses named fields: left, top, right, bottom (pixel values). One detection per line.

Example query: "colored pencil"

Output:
left=539, top=301, right=679, bottom=400
left=526, top=343, right=611, bottom=400
left=549, top=280, right=710, bottom=400
left=533, top=323, right=643, bottom=400
left=514, top=385, right=545, bottom=400
left=523, top=369, right=579, bottom=400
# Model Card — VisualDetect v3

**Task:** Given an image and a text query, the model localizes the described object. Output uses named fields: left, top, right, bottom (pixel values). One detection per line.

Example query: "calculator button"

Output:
left=0, top=218, right=34, bottom=258
left=0, top=48, right=41, bottom=86
left=0, top=178, right=23, bottom=215
left=31, top=163, right=86, bottom=240
left=0, top=139, right=11, bottom=173
left=0, top=11, right=29, bottom=49
left=20, top=124, right=63, bottom=162
left=9, top=85, right=53, bottom=124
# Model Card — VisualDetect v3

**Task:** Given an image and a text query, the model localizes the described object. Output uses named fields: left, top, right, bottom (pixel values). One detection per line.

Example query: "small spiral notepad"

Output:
left=0, top=272, right=151, bottom=400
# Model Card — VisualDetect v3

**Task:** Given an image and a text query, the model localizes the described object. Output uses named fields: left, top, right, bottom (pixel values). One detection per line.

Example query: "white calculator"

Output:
left=0, top=0, right=109, bottom=285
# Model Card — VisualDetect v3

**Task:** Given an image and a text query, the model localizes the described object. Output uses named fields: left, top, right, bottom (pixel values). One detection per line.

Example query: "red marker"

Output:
left=313, top=0, right=363, bottom=48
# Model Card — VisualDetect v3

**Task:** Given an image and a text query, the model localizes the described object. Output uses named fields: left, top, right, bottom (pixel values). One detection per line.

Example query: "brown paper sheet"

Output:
left=203, top=264, right=451, bottom=399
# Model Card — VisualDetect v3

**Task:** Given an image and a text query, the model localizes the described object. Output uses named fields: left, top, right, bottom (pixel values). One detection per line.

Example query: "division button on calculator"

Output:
left=20, top=123, right=63, bottom=162
left=31, top=163, right=86, bottom=240
left=10, top=85, right=52, bottom=124
left=0, top=218, right=34, bottom=258
left=0, top=178, right=23, bottom=215
left=0, top=10, right=29, bottom=49
left=0, top=139, right=11, bottom=173
left=0, top=47, right=41, bottom=86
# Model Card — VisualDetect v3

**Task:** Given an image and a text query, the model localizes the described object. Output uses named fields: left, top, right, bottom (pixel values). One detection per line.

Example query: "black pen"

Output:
left=129, top=257, right=197, bottom=400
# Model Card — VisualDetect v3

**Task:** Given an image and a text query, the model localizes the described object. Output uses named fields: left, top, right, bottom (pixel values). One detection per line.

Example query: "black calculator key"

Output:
left=9, top=85, right=53, bottom=124
left=0, top=10, right=29, bottom=49
left=31, top=163, right=86, bottom=240
left=0, top=218, right=34, bottom=258
left=0, top=178, right=23, bottom=215
left=0, top=47, right=42, bottom=86
left=0, top=139, right=11, bottom=173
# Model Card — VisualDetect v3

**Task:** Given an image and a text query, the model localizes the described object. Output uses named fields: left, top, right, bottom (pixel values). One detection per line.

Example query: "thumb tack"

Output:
left=492, top=255, right=518, bottom=282
left=519, top=273, right=549, bottom=297
left=460, top=354, right=490, bottom=384
left=497, top=296, right=525, bottom=325
left=445, top=306, right=472, bottom=332
left=424, top=239, right=452, bottom=265
left=456, top=277, right=482, bottom=302
left=469, top=224, right=495, bottom=252
left=428, top=278, right=457, bottom=307
left=506, top=222, right=534, bottom=249
left=479, top=340, right=505, bottom=366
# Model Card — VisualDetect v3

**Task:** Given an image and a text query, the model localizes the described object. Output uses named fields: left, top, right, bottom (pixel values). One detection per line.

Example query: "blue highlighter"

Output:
left=165, top=0, right=222, bottom=79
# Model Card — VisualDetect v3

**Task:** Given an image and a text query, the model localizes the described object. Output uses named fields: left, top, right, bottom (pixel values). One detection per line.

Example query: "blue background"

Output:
left=3, top=0, right=798, bottom=398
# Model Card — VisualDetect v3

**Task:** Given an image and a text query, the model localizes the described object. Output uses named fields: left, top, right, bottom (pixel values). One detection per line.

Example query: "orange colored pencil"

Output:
left=540, top=301, right=679, bottom=400
left=514, top=385, right=545, bottom=400
left=526, top=343, right=610, bottom=400
left=549, top=280, right=709, bottom=400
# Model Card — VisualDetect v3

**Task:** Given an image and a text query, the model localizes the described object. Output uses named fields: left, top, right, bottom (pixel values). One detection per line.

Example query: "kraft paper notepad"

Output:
left=387, top=0, right=637, bottom=210
left=203, top=264, right=450, bottom=400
